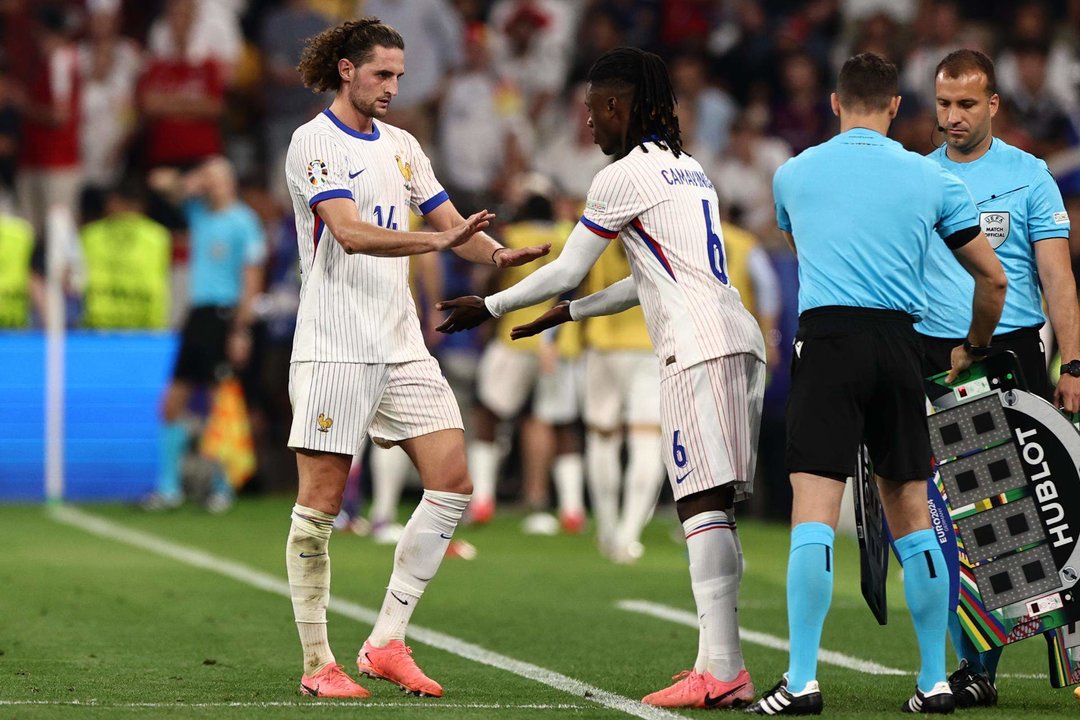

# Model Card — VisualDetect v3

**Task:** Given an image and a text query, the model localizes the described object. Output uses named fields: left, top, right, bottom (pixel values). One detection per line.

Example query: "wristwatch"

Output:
left=1061, top=359, right=1080, bottom=378
left=963, top=339, right=991, bottom=358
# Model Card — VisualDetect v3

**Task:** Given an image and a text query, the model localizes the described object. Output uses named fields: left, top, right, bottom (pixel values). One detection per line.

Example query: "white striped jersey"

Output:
left=580, top=142, right=765, bottom=376
left=285, top=108, right=449, bottom=363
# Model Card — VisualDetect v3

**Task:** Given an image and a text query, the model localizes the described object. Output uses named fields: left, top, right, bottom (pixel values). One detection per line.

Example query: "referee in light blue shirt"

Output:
left=746, top=53, right=1007, bottom=717
left=918, top=48, right=1080, bottom=708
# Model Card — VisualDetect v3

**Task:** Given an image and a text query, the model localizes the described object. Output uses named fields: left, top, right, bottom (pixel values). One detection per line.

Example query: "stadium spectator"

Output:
left=136, top=0, right=226, bottom=169
left=769, top=52, right=832, bottom=155
left=143, top=157, right=266, bottom=513
left=713, top=112, right=792, bottom=241
left=531, top=82, right=611, bottom=202
left=996, top=0, right=1080, bottom=117
left=16, top=5, right=81, bottom=244
left=436, top=23, right=526, bottom=214
left=488, top=0, right=574, bottom=141
left=80, top=178, right=171, bottom=330
left=363, top=0, right=464, bottom=147
left=1002, top=41, right=1076, bottom=161
left=147, top=0, right=244, bottom=82
left=670, top=52, right=738, bottom=159
left=259, top=0, right=331, bottom=206
left=0, top=66, right=21, bottom=209
left=900, top=0, right=962, bottom=110
left=0, top=211, right=34, bottom=328
left=78, top=0, right=143, bottom=222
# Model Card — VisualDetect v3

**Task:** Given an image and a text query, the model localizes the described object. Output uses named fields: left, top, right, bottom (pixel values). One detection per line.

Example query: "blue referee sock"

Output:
left=947, top=612, right=985, bottom=674
left=786, top=522, right=835, bottom=694
left=896, top=529, right=949, bottom=693
left=157, top=421, right=187, bottom=498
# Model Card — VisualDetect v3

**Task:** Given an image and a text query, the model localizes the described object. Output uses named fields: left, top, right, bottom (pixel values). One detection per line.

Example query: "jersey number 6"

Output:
left=703, top=199, right=729, bottom=285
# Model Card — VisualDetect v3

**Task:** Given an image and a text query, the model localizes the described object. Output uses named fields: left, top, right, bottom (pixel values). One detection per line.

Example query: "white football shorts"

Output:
left=288, top=357, right=463, bottom=455
left=583, top=349, right=661, bottom=430
left=661, top=353, right=765, bottom=502
left=476, top=341, right=579, bottom=424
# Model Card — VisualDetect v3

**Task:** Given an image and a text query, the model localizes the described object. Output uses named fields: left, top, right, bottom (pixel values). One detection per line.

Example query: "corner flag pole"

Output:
left=44, top=204, right=72, bottom=505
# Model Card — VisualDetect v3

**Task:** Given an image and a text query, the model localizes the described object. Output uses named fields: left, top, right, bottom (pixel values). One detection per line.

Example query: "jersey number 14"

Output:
left=703, top=199, right=729, bottom=285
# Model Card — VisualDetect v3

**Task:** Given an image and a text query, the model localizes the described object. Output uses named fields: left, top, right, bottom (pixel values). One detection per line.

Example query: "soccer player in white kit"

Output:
left=438, top=47, right=766, bottom=709
left=283, top=18, right=548, bottom=699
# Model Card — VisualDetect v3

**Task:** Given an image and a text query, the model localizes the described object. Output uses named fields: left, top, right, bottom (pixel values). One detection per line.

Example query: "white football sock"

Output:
left=467, top=441, right=499, bottom=504
left=367, top=490, right=470, bottom=646
left=286, top=504, right=336, bottom=675
left=553, top=453, right=585, bottom=516
left=369, top=445, right=411, bottom=525
left=586, top=431, right=622, bottom=550
left=684, top=510, right=743, bottom=681
left=614, top=430, right=664, bottom=548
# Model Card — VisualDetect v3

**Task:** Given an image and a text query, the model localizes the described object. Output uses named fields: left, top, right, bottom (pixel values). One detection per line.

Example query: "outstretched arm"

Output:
left=510, top=277, right=639, bottom=340
left=424, top=200, right=550, bottom=267
left=316, top=197, right=493, bottom=257
left=436, top=223, right=610, bottom=333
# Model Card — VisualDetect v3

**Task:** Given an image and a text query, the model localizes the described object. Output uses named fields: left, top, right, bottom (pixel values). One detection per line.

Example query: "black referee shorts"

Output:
left=786, top=306, right=931, bottom=482
left=172, top=305, right=234, bottom=385
left=919, top=326, right=1050, bottom=401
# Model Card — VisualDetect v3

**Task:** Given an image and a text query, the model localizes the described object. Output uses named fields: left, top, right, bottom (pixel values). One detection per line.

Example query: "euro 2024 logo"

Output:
left=307, top=159, right=328, bottom=187
left=980, top=211, right=1010, bottom=249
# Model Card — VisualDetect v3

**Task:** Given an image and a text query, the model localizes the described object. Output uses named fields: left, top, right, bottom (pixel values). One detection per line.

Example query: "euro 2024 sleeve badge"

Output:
left=307, top=159, right=329, bottom=187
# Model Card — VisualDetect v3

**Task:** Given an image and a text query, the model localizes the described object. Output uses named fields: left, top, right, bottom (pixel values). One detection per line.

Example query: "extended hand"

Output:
left=494, top=243, right=552, bottom=268
left=1055, top=374, right=1080, bottom=413
left=946, top=344, right=975, bottom=383
left=510, top=301, right=572, bottom=340
left=440, top=210, right=495, bottom=251
left=435, top=295, right=492, bottom=333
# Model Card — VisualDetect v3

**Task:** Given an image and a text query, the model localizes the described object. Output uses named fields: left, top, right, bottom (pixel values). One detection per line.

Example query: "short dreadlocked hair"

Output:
left=297, top=17, right=404, bottom=93
left=587, top=47, right=683, bottom=157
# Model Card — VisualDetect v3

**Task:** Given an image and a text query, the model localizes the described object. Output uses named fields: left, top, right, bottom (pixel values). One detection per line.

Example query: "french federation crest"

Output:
left=980, top=211, right=1011, bottom=249
left=307, top=159, right=328, bottom=187
left=395, top=154, right=412, bottom=190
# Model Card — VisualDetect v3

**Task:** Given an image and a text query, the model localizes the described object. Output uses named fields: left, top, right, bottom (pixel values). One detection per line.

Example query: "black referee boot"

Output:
left=901, top=682, right=955, bottom=714
left=745, top=676, right=823, bottom=715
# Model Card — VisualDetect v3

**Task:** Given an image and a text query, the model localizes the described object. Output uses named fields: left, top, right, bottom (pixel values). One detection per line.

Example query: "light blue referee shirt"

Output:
left=916, top=138, right=1071, bottom=338
left=773, top=128, right=980, bottom=319
left=186, top=199, right=267, bottom=307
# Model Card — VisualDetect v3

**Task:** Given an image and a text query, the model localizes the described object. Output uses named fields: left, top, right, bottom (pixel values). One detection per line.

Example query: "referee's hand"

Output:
left=435, top=295, right=491, bottom=333
left=946, top=344, right=975, bottom=383
left=510, top=301, right=572, bottom=340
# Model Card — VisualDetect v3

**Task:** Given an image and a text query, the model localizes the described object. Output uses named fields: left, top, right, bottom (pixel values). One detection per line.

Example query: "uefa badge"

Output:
left=980, top=211, right=1010, bottom=249
left=307, top=159, right=328, bottom=187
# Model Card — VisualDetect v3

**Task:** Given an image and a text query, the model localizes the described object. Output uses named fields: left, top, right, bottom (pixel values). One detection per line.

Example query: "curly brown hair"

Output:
left=297, top=17, right=404, bottom=93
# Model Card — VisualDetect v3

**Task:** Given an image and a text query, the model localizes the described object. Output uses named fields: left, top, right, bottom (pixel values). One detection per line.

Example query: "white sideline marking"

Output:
left=0, top=700, right=586, bottom=709
left=617, top=599, right=907, bottom=676
left=48, top=506, right=681, bottom=720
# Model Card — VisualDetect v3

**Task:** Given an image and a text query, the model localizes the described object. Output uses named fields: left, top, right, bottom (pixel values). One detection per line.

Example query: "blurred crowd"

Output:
left=5, top=0, right=1080, bottom=525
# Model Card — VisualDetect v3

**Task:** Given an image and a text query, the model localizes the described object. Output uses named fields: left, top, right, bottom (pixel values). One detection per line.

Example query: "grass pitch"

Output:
left=0, top=497, right=1072, bottom=718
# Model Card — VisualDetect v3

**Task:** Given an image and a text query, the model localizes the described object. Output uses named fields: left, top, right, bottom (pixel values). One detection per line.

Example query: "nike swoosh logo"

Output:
left=300, top=681, right=319, bottom=696
left=390, top=591, right=409, bottom=606
left=349, top=169, right=366, bottom=178
left=675, top=470, right=693, bottom=484
left=440, top=533, right=452, bottom=540
left=299, top=552, right=327, bottom=558
left=704, top=683, right=747, bottom=707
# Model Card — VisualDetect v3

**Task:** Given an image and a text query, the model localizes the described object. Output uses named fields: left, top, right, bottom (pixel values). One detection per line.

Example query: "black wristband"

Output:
left=963, top=339, right=991, bottom=358
left=491, top=247, right=504, bottom=265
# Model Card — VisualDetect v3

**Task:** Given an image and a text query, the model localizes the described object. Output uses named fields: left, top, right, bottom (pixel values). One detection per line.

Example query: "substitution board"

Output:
left=926, top=353, right=1080, bottom=686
